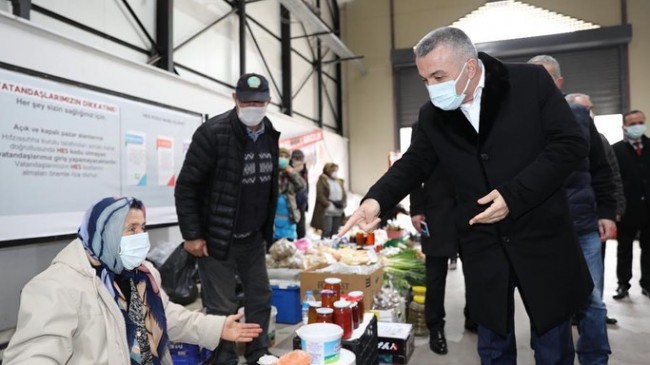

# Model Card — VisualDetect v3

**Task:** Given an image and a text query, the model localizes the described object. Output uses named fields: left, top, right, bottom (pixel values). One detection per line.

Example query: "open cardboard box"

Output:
left=299, top=263, right=383, bottom=311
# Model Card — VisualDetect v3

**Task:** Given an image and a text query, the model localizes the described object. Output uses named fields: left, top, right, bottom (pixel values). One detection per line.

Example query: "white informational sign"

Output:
left=0, top=67, right=202, bottom=241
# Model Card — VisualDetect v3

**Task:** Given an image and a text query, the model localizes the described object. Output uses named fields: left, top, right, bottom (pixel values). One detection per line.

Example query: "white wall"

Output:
left=0, top=3, right=348, bottom=333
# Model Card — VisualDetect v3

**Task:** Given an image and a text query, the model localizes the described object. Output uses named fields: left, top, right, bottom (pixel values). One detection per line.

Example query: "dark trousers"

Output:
left=322, top=215, right=343, bottom=239
left=198, top=232, right=272, bottom=364
left=296, top=207, right=307, bottom=239
left=616, top=224, right=650, bottom=289
left=477, top=276, right=574, bottom=365
left=425, top=255, right=448, bottom=331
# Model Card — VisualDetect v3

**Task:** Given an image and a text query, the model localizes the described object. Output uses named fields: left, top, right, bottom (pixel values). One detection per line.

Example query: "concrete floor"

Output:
left=271, top=241, right=650, bottom=365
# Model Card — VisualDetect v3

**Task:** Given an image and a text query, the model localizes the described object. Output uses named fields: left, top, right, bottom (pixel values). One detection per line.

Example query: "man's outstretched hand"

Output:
left=338, top=199, right=381, bottom=236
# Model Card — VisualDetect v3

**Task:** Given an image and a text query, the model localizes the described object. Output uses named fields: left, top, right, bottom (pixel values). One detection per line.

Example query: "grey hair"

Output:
left=565, top=93, right=590, bottom=104
left=528, top=55, right=562, bottom=81
left=413, top=27, right=477, bottom=62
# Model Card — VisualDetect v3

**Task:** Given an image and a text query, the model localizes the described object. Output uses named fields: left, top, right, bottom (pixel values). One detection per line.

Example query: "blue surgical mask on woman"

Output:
left=624, top=124, right=647, bottom=140
left=119, top=232, right=150, bottom=270
left=426, top=61, right=471, bottom=111
left=279, top=157, right=289, bottom=169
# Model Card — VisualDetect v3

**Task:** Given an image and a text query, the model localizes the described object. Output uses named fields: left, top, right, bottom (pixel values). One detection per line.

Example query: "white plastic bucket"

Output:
left=296, top=323, right=343, bottom=365
left=237, top=305, right=277, bottom=346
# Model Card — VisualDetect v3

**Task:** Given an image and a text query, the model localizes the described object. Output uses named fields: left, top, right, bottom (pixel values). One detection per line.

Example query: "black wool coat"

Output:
left=409, top=123, right=458, bottom=259
left=175, top=109, right=280, bottom=260
left=613, top=135, right=650, bottom=227
left=366, top=52, right=593, bottom=336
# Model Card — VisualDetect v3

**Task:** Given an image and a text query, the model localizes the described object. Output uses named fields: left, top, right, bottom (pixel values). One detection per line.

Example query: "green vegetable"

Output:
left=383, top=248, right=426, bottom=291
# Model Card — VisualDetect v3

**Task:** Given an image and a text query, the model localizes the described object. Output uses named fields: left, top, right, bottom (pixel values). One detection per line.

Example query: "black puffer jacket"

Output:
left=175, top=108, right=280, bottom=259
left=565, top=105, right=616, bottom=235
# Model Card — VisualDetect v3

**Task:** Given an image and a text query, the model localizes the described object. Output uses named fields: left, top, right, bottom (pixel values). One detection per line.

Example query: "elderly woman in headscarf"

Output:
left=3, top=197, right=262, bottom=365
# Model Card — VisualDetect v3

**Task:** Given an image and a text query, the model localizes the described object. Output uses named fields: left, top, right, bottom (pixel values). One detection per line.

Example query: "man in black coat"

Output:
left=341, top=27, right=592, bottom=364
left=175, top=73, right=279, bottom=365
left=409, top=122, right=476, bottom=356
left=612, top=110, right=650, bottom=300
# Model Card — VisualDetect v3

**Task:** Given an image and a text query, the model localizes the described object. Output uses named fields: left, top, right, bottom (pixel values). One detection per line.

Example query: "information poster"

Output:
left=0, top=67, right=202, bottom=241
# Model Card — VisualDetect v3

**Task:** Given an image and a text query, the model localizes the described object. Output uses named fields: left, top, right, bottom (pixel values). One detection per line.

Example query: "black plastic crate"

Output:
left=293, top=314, right=378, bottom=365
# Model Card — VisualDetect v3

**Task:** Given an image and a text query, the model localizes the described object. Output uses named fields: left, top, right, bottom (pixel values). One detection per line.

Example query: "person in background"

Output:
left=529, top=55, right=616, bottom=364
left=175, top=73, right=278, bottom=365
left=410, top=122, right=476, bottom=355
left=341, top=27, right=593, bottom=364
left=311, top=163, right=346, bottom=239
left=3, top=197, right=262, bottom=365
left=290, top=149, right=309, bottom=239
left=565, top=92, right=626, bottom=325
left=612, top=110, right=650, bottom=300
left=273, top=147, right=306, bottom=242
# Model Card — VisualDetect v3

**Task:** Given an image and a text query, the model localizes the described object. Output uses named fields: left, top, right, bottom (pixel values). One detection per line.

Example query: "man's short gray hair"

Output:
left=413, top=27, right=477, bottom=62
left=528, top=55, right=562, bottom=81
left=565, top=93, right=590, bottom=104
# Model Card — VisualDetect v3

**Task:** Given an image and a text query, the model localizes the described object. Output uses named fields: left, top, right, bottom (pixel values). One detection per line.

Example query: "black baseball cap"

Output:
left=235, top=73, right=271, bottom=102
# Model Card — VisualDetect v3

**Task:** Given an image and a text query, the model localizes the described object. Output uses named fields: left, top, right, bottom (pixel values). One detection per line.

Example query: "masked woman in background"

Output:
left=3, top=197, right=261, bottom=365
left=311, top=163, right=347, bottom=239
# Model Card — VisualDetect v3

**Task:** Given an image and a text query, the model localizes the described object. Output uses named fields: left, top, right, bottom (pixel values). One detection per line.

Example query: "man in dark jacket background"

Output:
left=529, top=55, right=616, bottom=364
left=341, top=27, right=592, bottom=364
left=612, top=110, right=650, bottom=300
left=175, top=73, right=279, bottom=365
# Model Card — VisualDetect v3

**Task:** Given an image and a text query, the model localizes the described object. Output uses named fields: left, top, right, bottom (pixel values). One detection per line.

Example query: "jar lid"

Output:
left=320, top=289, right=335, bottom=295
left=316, top=307, right=334, bottom=314
left=348, top=291, right=363, bottom=297
left=325, top=277, right=342, bottom=284
left=412, top=286, right=427, bottom=295
left=413, top=295, right=426, bottom=304
left=309, top=301, right=322, bottom=308
left=333, top=300, right=350, bottom=308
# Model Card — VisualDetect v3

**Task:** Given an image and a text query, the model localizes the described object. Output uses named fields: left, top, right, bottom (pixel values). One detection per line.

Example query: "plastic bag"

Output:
left=159, top=243, right=199, bottom=305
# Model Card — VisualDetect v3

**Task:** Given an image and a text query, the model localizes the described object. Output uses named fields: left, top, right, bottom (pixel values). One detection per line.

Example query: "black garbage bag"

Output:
left=159, top=243, right=199, bottom=305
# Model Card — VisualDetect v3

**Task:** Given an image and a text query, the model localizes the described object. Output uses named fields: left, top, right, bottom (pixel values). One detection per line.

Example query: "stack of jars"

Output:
left=408, top=286, right=429, bottom=336
left=304, top=277, right=366, bottom=340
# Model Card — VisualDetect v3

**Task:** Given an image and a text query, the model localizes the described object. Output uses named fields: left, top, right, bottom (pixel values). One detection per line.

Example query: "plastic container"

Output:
left=407, top=295, right=428, bottom=336
left=271, top=284, right=302, bottom=324
left=296, top=323, right=344, bottom=365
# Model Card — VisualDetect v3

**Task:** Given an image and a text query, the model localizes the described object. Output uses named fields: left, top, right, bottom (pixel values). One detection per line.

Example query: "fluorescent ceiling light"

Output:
left=279, top=0, right=366, bottom=74
left=453, top=0, right=600, bottom=43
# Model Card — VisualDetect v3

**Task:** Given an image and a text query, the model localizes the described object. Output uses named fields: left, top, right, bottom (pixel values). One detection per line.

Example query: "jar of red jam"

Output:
left=348, top=291, right=365, bottom=320
left=316, top=307, right=334, bottom=324
left=333, top=300, right=353, bottom=339
left=324, top=277, right=342, bottom=301
left=320, top=289, right=336, bottom=308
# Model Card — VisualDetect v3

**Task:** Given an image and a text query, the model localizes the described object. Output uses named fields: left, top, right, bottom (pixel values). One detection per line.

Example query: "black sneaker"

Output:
left=606, top=316, right=618, bottom=325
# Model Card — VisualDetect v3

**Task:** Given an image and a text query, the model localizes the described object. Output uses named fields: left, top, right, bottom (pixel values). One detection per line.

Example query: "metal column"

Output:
left=155, top=0, right=174, bottom=72
left=10, top=0, right=31, bottom=19
left=280, top=5, right=292, bottom=115
left=238, top=0, right=246, bottom=76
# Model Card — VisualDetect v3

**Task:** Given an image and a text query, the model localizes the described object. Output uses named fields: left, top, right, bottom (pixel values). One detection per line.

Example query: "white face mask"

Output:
left=426, top=61, right=471, bottom=111
left=119, top=232, right=150, bottom=271
left=238, top=106, right=267, bottom=127
left=330, top=172, right=338, bottom=179
left=625, top=124, right=647, bottom=140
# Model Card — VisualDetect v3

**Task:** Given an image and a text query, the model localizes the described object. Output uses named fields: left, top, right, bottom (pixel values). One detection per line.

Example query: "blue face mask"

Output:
left=279, top=157, right=289, bottom=169
left=119, top=232, right=150, bottom=271
left=426, top=61, right=471, bottom=111
left=625, top=124, right=646, bottom=140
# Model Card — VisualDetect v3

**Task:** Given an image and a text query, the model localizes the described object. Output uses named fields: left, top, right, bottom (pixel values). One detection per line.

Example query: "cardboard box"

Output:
left=300, top=264, right=383, bottom=311
left=377, top=322, right=414, bottom=365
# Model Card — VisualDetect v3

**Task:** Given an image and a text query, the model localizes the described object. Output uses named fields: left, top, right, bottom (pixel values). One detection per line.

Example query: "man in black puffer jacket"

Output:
left=175, top=73, right=279, bottom=365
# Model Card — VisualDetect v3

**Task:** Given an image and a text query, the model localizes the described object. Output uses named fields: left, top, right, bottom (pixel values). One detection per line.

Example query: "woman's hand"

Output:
left=220, top=313, right=263, bottom=342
